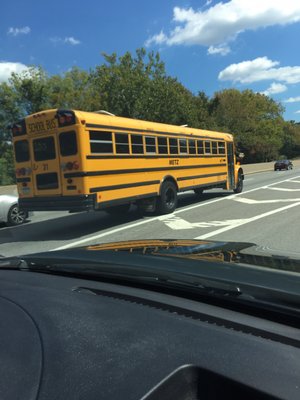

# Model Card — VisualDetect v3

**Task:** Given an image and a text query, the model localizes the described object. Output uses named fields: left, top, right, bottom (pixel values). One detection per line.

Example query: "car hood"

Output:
left=81, top=239, right=300, bottom=273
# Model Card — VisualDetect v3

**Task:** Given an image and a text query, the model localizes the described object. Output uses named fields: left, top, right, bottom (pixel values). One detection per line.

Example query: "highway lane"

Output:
left=1, top=168, right=300, bottom=257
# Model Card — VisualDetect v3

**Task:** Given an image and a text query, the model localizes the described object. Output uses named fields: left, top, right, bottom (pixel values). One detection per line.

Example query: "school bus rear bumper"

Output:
left=18, top=194, right=96, bottom=212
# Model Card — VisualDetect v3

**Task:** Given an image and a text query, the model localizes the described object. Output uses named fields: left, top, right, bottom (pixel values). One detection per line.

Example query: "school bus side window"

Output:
left=197, top=140, right=204, bottom=154
left=204, top=141, right=211, bottom=154
left=115, top=133, right=129, bottom=154
left=131, top=135, right=143, bottom=154
left=179, top=139, right=187, bottom=154
left=59, top=131, right=77, bottom=156
left=145, top=136, right=156, bottom=154
left=189, top=139, right=196, bottom=154
left=89, top=131, right=113, bottom=153
left=218, top=141, right=226, bottom=154
left=169, top=138, right=178, bottom=154
left=211, top=141, right=218, bottom=154
left=14, top=140, right=30, bottom=162
left=158, top=137, right=168, bottom=154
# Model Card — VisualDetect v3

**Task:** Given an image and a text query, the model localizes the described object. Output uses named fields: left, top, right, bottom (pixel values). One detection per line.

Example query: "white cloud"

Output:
left=284, top=96, right=300, bottom=103
left=261, top=83, right=287, bottom=96
left=146, top=1, right=300, bottom=49
left=50, top=36, right=81, bottom=45
left=64, top=37, right=81, bottom=45
left=145, top=31, right=167, bottom=47
left=0, top=62, right=29, bottom=82
left=207, top=44, right=230, bottom=56
left=295, top=110, right=300, bottom=114
left=218, top=57, right=300, bottom=84
left=7, top=26, right=31, bottom=36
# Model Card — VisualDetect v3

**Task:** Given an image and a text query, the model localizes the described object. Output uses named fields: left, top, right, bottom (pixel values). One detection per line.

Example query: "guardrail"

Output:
left=1, top=160, right=299, bottom=195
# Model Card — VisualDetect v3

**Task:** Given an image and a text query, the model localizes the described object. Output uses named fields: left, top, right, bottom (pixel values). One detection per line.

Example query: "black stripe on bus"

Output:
left=96, top=193, right=157, bottom=209
left=86, top=123, right=224, bottom=141
left=180, top=180, right=227, bottom=192
left=64, top=163, right=227, bottom=178
left=16, top=177, right=31, bottom=183
left=90, top=180, right=160, bottom=193
left=86, top=154, right=225, bottom=160
left=177, top=172, right=226, bottom=182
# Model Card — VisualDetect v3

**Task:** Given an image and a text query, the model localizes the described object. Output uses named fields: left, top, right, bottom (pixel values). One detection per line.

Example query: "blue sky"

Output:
left=1, top=0, right=300, bottom=121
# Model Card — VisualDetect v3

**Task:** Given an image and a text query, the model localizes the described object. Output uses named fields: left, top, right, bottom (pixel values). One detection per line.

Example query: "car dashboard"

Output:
left=0, top=269, right=299, bottom=400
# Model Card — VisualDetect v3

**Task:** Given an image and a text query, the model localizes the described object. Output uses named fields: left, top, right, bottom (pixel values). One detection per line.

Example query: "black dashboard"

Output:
left=0, top=269, right=299, bottom=400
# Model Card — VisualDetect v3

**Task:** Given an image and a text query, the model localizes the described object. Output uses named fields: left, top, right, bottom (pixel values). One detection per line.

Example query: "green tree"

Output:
left=47, top=67, right=101, bottom=110
left=209, top=89, right=285, bottom=162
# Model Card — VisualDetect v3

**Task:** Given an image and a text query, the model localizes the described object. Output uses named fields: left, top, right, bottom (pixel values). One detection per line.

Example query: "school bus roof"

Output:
left=75, top=110, right=233, bottom=141
left=25, top=109, right=233, bottom=141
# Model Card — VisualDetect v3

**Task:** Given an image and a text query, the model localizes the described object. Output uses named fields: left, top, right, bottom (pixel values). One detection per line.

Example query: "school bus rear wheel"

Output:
left=234, top=171, right=243, bottom=194
left=157, top=181, right=178, bottom=214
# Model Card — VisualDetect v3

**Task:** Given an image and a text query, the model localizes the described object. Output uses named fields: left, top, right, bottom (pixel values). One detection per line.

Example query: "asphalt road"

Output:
left=1, top=168, right=300, bottom=257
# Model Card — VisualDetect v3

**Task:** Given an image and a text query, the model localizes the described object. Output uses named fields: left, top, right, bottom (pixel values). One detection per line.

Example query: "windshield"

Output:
left=1, top=1, right=300, bottom=288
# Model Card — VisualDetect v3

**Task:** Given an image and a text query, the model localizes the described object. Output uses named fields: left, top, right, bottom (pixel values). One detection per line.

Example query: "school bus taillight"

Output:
left=55, top=110, right=75, bottom=127
left=11, top=120, right=26, bottom=137
left=16, top=167, right=31, bottom=176
left=62, top=161, right=80, bottom=171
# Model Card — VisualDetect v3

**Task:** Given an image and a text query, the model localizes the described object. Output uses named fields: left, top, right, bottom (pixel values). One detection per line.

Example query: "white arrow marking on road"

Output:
left=196, top=201, right=300, bottom=239
left=232, top=197, right=300, bottom=204
left=159, top=216, right=248, bottom=230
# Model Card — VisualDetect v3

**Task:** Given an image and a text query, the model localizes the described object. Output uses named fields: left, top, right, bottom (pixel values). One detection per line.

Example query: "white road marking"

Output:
left=265, top=187, right=300, bottom=192
left=160, top=216, right=248, bottom=230
left=195, top=201, right=300, bottom=240
left=233, top=197, right=300, bottom=204
left=52, top=174, right=300, bottom=251
left=158, top=216, right=194, bottom=230
left=289, top=179, right=300, bottom=183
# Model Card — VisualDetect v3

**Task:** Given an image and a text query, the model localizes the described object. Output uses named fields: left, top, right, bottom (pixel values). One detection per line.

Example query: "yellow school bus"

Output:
left=12, top=109, right=244, bottom=214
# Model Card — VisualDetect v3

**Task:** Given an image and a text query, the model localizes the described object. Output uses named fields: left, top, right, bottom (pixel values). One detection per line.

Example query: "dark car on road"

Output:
left=274, top=159, right=293, bottom=171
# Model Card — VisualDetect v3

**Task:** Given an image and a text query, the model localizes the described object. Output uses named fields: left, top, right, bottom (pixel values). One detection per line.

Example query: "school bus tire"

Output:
left=234, top=170, right=244, bottom=194
left=157, top=181, right=178, bottom=214
left=105, top=203, right=131, bottom=215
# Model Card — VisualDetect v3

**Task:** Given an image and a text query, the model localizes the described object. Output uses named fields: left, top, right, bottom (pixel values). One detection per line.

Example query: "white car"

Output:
left=0, top=195, right=29, bottom=226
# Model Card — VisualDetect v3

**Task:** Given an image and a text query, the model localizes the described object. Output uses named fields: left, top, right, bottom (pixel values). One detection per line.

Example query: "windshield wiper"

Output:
left=1, top=254, right=299, bottom=322
left=0, top=255, right=242, bottom=298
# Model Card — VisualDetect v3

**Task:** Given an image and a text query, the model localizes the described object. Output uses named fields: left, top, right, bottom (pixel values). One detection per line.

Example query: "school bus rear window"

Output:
left=14, top=140, right=30, bottom=162
left=33, top=137, right=56, bottom=161
left=59, top=131, right=77, bottom=156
